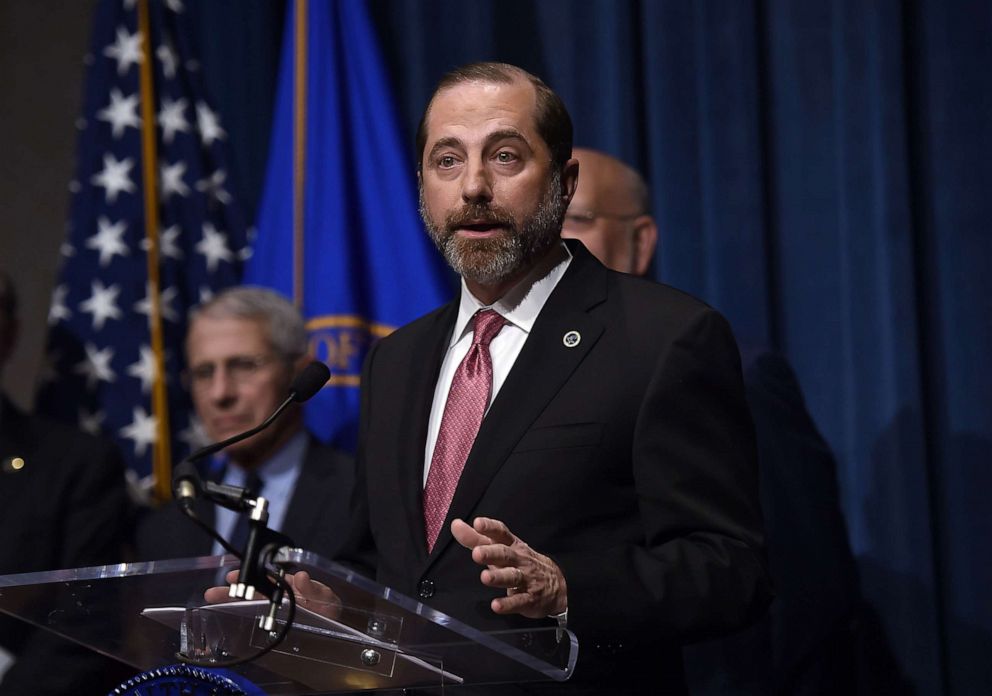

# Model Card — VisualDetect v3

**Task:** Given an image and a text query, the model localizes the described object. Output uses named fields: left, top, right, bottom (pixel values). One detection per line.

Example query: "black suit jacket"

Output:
left=134, top=434, right=357, bottom=562
left=345, top=241, right=772, bottom=694
left=684, top=351, right=860, bottom=695
left=0, top=395, right=131, bottom=695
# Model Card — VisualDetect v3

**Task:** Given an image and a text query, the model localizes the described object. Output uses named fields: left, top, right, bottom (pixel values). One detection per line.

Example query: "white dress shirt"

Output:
left=423, top=242, right=572, bottom=486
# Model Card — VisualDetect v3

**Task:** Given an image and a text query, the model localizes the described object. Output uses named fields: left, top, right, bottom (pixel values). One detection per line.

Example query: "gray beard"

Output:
left=420, top=169, right=566, bottom=286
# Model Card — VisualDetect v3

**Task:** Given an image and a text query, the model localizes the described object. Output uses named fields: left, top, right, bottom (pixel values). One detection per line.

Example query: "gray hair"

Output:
left=190, top=286, right=308, bottom=362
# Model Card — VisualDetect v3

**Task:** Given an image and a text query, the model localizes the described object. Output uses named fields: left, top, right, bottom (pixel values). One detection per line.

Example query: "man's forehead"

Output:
left=424, top=78, right=540, bottom=142
left=187, top=315, right=269, bottom=359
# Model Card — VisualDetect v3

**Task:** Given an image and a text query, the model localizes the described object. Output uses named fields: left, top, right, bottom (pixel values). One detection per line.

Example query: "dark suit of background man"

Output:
left=134, top=286, right=356, bottom=562
left=563, top=148, right=862, bottom=694
left=0, top=270, right=131, bottom=695
left=342, top=62, right=772, bottom=695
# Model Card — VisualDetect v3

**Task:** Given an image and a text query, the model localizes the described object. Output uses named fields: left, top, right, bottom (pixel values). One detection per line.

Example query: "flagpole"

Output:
left=137, top=0, right=173, bottom=502
left=293, top=0, right=308, bottom=309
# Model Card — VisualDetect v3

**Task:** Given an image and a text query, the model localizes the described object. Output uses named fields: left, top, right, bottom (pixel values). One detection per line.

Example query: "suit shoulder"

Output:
left=611, top=272, right=728, bottom=328
left=375, top=302, right=453, bottom=349
left=304, top=435, right=354, bottom=467
left=7, top=408, right=123, bottom=473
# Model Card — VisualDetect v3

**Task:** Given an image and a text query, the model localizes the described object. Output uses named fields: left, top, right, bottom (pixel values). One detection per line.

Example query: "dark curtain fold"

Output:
left=193, top=1, right=992, bottom=693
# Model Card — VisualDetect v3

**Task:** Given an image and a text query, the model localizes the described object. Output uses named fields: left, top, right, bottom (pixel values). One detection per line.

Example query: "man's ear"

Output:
left=561, top=158, right=579, bottom=204
left=632, top=216, right=658, bottom=278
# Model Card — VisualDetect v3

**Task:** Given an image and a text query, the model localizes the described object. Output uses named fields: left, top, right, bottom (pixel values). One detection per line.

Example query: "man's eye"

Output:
left=495, top=151, right=517, bottom=163
left=437, top=155, right=458, bottom=168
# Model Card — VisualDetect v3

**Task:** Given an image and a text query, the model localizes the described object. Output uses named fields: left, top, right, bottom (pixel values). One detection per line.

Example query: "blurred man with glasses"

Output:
left=561, top=148, right=657, bottom=277
left=134, top=286, right=358, bottom=561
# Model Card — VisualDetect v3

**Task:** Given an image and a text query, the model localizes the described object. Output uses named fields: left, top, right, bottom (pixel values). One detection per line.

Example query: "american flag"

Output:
left=36, top=0, right=249, bottom=498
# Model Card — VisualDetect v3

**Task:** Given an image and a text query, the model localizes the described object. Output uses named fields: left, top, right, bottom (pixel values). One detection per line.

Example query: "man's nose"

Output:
left=205, top=368, right=238, bottom=403
left=461, top=159, right=493, bottom=203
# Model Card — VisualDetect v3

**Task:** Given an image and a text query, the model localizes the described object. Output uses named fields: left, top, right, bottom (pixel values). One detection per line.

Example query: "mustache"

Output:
left=445, top=203, right=516, bottom=232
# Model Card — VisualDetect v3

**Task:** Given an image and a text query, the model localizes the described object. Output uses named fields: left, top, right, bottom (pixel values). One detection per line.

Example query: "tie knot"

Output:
left=472, top=309, right=506, bottom=347
left=244, top=469, right=264, bottom=497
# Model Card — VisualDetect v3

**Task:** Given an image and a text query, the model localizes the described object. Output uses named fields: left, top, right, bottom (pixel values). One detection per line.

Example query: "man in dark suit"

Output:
left=563, top=148, right=861, bottom=694
left=134, top=286, right=356, bottom=561
left=0, top=270, right=131, bottom=694
left=343, top=63, right=771, bottom=694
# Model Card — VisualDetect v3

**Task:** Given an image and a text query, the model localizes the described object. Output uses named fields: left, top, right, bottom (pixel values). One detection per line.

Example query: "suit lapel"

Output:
left=395, top=303, right=458, bottom=564
left=281, top=436, right=325, bottom=546
left=425, top=243, right=609, bottom=562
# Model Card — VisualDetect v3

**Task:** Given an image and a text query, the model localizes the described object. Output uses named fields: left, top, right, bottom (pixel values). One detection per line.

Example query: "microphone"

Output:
left=172, top=360, right=330, bottom=506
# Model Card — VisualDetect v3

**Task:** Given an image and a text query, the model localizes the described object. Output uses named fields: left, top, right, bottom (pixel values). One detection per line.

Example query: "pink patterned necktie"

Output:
left=423, top=309, right=507, bottom=551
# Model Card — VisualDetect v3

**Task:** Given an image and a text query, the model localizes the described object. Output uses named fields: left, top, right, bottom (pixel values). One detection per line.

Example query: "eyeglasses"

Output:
left=562, top=209, right=642, bottom=232
left=184, top=355, right=277, bottom=391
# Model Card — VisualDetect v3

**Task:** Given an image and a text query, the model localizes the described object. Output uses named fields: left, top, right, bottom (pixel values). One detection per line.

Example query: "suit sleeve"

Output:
left=332, top=339, right=379, bottom=577
left=554, top=307, right=773, bottom=644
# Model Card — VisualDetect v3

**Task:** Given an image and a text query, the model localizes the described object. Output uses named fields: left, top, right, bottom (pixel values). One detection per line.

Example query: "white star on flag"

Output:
left=78, top=408, right=106, bottom=436
left=79, top=279, right=123, bottom=330
left=195, top=223, right=233, bottom=271
left=120, top=406, right=158, bottom=457
left=158, top=97, right=189, bottom=144
left=141, top=225, right=184, bottom=260
left=90, top=153, right=136, bottom=204
left=87, top=216, right=130, bottom=267
left=127, top=344, right=160, bottom=393
left=156, top=43, right=178, bottom=79
left=196, top=169, right=232, bottom=205
left=195, top=101, right=226, bottom=145
left=48, top=285, right=72, bottom=325
left=178, top=415, right=210, bottom=451
left=134, top=283, right=179, bottom=322
left=159, top=160, right=190, bottom=200
left=74, top=343, right=117, bottom=388
left=96, top=88, right=141, bottom=139
left=103, top=26, right=143, bottom=76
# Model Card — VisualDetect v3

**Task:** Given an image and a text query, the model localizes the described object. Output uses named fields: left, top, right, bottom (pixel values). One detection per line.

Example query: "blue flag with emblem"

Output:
left=36, top=0, right=249, bottom=498
left=247, top=0, right=451, bottom=450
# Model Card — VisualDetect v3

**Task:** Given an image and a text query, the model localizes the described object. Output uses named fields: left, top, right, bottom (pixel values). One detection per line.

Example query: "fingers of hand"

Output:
left=203, top=585, right=231, bottom=604
left=491, top=591, right=543, bottom=617
left=471, top=541, right=518, bottom=568
left=481, top=565, right=524, bottom=589
left=451, top=518, right=492, bottom=549
left=472, top=517, right=515, bottom=546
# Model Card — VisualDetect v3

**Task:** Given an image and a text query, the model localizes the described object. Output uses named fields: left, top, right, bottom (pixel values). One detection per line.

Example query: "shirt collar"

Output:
left=213, top=428, right=308, bottom=484
left=450, top=241, right=572, bottom=347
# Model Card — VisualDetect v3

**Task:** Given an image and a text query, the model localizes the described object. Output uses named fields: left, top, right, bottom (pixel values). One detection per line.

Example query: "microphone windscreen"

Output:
left=291, top=361, right=331, bottom=402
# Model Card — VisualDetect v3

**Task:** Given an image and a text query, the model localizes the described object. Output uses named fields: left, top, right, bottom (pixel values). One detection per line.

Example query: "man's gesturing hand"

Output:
left=451, top=517, right=567, bottom=618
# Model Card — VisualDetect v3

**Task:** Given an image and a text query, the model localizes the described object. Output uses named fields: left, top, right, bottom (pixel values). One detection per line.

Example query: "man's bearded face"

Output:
left=420, top=168, right=566, bottom=286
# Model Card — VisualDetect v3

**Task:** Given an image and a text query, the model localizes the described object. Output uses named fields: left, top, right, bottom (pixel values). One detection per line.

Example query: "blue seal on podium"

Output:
left=110, top=664, right=266, bottom=695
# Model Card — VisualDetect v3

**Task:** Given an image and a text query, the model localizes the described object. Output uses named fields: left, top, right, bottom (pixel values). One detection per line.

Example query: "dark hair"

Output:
left=415, top=62, right=573, bottom=174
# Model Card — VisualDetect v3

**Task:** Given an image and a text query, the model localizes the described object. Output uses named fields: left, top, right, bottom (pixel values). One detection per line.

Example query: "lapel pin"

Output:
left=2, top=457, right=25, bottom=474
left=562, top=330, right=581, bottom=348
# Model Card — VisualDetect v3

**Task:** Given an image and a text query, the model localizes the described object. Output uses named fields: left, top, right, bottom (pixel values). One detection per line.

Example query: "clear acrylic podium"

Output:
left=0, top=549, right=577, bottom=693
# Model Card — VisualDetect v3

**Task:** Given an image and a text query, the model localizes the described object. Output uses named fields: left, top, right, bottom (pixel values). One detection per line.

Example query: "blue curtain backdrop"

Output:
left=187, top=1, right=991, bottom=693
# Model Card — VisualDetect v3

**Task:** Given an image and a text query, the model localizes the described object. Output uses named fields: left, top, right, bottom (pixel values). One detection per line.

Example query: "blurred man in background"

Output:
left=0, top=270, right=130, bottom=695
left=564, top=148, right=862, bottom=694
left=134, top=286, right=358, bottom=562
